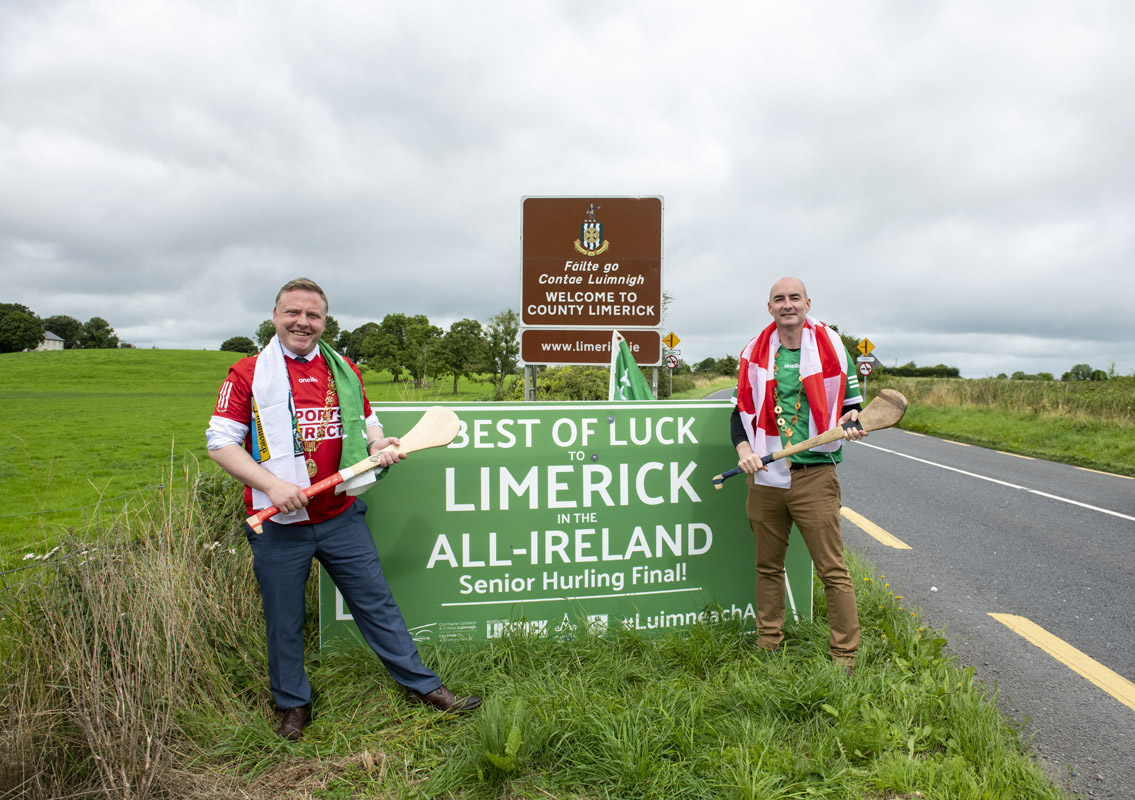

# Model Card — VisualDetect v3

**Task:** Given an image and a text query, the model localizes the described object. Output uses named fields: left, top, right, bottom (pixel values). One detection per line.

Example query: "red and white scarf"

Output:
left=736, top=315, right=849, bottom=488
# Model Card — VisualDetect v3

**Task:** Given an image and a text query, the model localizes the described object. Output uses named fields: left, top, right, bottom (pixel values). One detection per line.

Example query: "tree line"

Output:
left=0, top=303, right=126, bottom=353
left=677, top=319, right=1117, bottom=385
left=8, top=296, right=1110, bottom=388
left=221, top=310, right=521, bottom=394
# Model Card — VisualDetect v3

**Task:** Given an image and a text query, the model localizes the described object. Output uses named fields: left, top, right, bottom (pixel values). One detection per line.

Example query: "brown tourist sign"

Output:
left=521, top=197, right=663, bottom=330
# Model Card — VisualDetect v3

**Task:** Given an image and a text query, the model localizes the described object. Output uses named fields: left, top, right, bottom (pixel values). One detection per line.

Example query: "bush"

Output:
left=508, top=365, right=642, bottom=401
left=1062, top=363, right=1109, bottom=382
left=878, top=362, right=961, bottom=378
left=659, top=373, right=696, bottom=399
left=220, top=336, right=258, bottom=355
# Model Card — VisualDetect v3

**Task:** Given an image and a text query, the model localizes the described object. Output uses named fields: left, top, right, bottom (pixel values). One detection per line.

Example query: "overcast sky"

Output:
left=3, top=1, right=1133, bottom=378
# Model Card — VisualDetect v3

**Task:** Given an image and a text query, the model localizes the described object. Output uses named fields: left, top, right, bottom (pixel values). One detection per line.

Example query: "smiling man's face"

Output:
left=272, top=289, right=327, bottom=356
left=768, top=277, right=810, bottom=332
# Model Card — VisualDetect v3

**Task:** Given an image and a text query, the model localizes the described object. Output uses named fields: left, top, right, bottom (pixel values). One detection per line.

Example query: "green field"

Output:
left=0, top=349, right=497, bottom=566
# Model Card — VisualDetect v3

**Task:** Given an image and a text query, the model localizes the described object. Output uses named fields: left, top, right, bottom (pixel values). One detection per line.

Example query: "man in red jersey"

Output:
left=207, top=278, right=480, bottom=741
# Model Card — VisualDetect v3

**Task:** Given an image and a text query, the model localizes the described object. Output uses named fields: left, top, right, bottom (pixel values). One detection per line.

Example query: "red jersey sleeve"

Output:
left=213, top=356, right=257, bottom=425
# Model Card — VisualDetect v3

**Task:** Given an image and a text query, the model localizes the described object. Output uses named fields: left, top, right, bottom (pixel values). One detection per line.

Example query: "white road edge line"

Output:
left=859, top=442, right=1135, bottom=522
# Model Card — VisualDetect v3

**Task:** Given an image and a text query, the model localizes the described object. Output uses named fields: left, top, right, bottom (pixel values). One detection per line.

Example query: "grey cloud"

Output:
left=2, top=0, right=1133, bottom=376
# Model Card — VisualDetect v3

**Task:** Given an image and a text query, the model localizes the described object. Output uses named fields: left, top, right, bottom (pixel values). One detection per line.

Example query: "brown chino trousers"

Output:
left=745, top=463, right=861, bottom=662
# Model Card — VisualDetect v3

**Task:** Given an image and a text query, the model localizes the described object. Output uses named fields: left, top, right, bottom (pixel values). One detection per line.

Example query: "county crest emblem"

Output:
left=574, top=203, right=610, bottom=255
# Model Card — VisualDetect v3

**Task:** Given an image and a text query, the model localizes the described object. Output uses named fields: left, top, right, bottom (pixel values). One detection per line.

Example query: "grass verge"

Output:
left=899, top=404, right=1134, bottom=475
left=0, top=468, right=1073, bottom=799
left=869, top=377, right=1134, bottom=476
left=670, top=375, right=735, bottom=400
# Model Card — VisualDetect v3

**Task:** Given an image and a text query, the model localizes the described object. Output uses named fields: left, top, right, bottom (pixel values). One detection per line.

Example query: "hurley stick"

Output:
left=247, top=406, right=460, bottom=533
left=712, top=389, right=908, bottom=489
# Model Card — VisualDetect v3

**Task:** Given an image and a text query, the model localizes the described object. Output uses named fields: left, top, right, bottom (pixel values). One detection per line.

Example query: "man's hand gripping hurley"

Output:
left=712, top=389, right=908, bottom=489
left=246, top=406, right=460, bottom=533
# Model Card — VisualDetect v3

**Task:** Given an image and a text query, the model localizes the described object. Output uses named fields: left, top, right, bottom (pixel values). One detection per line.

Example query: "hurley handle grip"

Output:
left=243, top=406, right=459, bottom=533
left=244, top=441, right=411, bottom=533
left=712, top=453, right=775, bottom=491
left=712, top=467, right=743, bottom=489
left=245, top=471, right=348, bottom=534
left=712, top=418, right=865, bottom=490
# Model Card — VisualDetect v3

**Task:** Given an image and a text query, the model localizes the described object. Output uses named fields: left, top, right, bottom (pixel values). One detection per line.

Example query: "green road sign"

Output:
left=320, top=401, right=814, bottom=647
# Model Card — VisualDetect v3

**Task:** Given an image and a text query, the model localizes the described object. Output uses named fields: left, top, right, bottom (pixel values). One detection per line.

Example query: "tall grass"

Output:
left=870, top=376, right=1135, bottom=474
left=873, top=375, right=1135, bottom=425
left=0, top=465, right=264, bottom=799
left=0, top=466, right=1074, bottom=799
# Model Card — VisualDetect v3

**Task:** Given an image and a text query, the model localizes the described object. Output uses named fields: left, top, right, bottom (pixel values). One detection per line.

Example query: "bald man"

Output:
left=731, top=277, right=866, bottom=672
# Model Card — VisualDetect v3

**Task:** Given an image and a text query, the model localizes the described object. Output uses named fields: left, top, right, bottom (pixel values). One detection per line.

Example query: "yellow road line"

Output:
left=989, top=613, right=1135, bottom=713
left=996, top=450, right=1034, bottom=460
left=840, top=507, right=911, bottom=550
left=943, top=439, right=971, bottom=447
left=1076, top=466, right=1134, bottom=480
left=903, top=430, right=926, bottom=437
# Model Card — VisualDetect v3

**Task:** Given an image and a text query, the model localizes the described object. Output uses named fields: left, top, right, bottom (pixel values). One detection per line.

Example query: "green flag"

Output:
left=608, top=330, right=654, bottom=401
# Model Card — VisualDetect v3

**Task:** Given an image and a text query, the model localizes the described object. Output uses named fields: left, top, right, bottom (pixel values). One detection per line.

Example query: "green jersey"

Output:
left=772, top=346, right=861, bottom=465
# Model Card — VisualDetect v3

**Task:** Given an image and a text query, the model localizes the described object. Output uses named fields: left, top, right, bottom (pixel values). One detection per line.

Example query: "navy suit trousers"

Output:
left=245, top=499, right=441, bottom=709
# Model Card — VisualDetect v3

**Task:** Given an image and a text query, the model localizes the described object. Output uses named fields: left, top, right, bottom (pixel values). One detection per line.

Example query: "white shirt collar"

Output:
left=279, top=343, right=322, bottom=362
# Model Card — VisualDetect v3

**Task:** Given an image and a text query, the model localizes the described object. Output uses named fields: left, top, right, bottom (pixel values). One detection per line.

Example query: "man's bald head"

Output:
left=769, top=276, right=808, bottom=303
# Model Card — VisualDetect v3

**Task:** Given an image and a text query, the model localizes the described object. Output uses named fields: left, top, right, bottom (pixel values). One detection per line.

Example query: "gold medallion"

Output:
left=784, top=429, right=794, bottom=438
left=774, top=405, right=783, bottom=415
left=306, top=458, right=317, bottom=477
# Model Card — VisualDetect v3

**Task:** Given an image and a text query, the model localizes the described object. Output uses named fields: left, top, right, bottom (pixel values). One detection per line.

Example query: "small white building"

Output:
left=36, top=331, right=64, bottom=351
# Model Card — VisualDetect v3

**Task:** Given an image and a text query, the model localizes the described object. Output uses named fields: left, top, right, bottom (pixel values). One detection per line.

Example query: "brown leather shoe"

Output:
left=276, top=706, right=311, bottom=741
left=407, top=685, right=482, bottom=713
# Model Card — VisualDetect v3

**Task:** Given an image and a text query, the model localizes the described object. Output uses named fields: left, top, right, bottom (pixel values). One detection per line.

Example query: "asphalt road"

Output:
left=837, top=428, right=1135, bottom=799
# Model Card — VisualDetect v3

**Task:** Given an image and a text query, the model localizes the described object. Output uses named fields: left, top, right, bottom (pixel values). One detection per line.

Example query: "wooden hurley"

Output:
left=711, top=389, right=908, bottom=490
left=246, top=406, right=460, bottom=533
